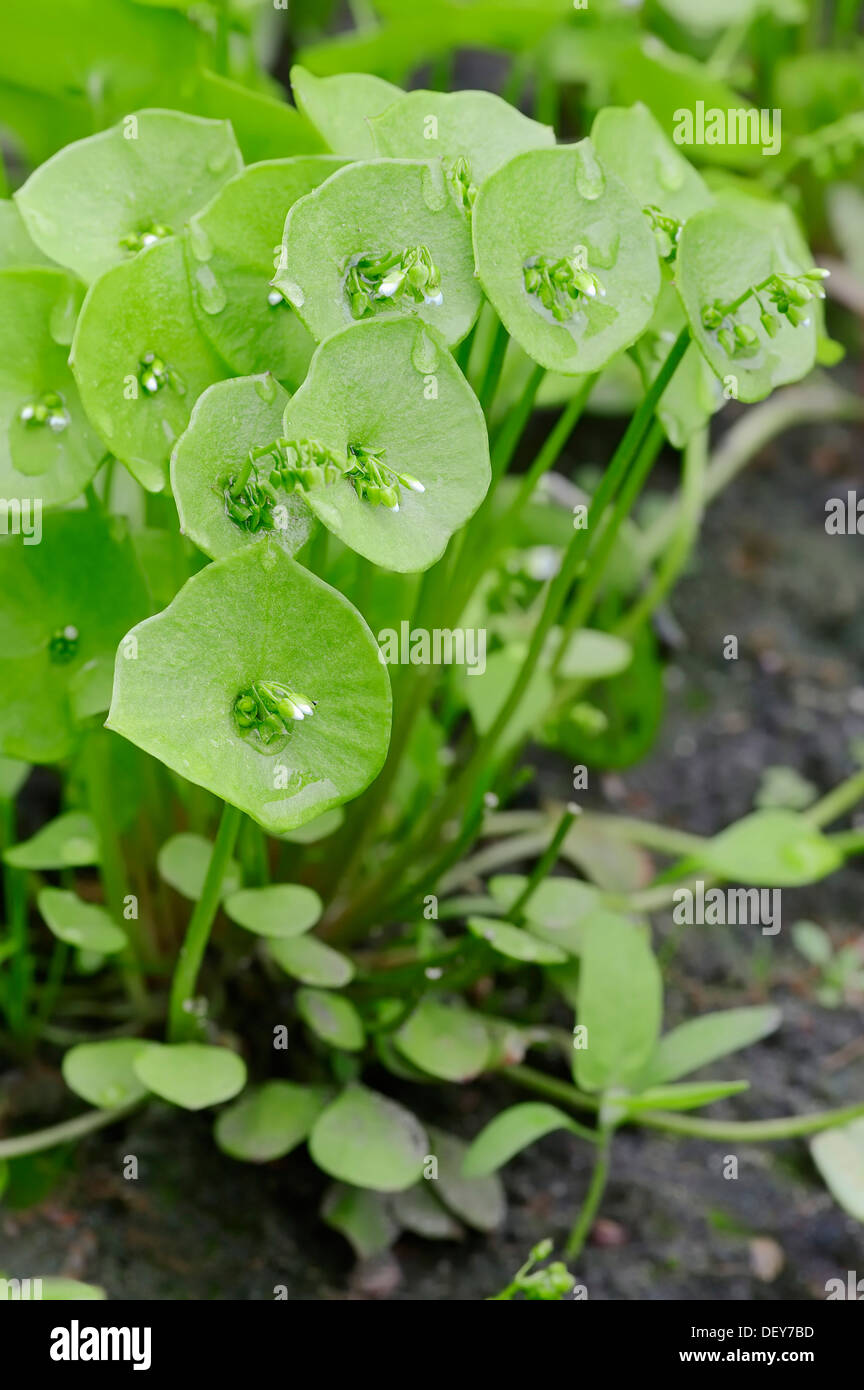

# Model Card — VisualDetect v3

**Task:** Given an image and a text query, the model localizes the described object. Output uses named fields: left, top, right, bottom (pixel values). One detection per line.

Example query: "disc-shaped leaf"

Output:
left=467, top=915, right=568, bottom=964
left=0, top=510, right=149, bottom=763
left=184, top=157, right=346, bottom=386
left=62, top=1038, right=151, bottom=1109
left=268, top=934, right=354, bottom=987
left=277, top=318, right=489, bottom=571
left=308, top=1084, right=427, bottom=1192
left=643, top=1005, right=782, bottom=1085
left=590, top=102, right=712, bottom=224
left=38, top=888, right=127, bottom=954
left=462, top=1102, right=587, bottom=1178
left=3, top=811, right=98, bottom=869
left=223, top=884, right=321, bottom=938
left=575, top=910, right=663, bottom=1092
left=811, top=1119, right=864, bottom=1223
left=15, top=109, right=242, bottom=285
left=157, top=832, right=241, bottom=902
left=698, top=811, right=842, bottom=886
left=290, top=66, right=403, bottom=158
left=71, top=235, right=226, bottom=490
left=0, top=268, right=102, bottom=508
left=427, top=1126, right=505, bottom=1232
left=677, top=205, right=819, bottom=403
left=473, top=141, right=661, bottom=373
left=106, top=544, right=392, bottom=834
left=171, top=374, right=315, bottom=562
left=296, top=987, right=365, bottom=1051
left=369, top=89, right=554, bottom=193
left=214, top=1080, right=332, bottom=1162
left=321, top=1183, right=400, bottom=1259
left=275, top=159, right=482, bottom=348
left=395, top=997, right=490, bottom=1082
left=133, top=1042, right=246, bottom=1111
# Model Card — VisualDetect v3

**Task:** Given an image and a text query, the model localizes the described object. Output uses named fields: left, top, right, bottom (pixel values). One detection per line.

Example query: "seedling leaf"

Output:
left=133, top=1042, right=246, bottom=1111
left=215, top=1080, right=332, bottom=1162
left=309, top=1084, right=427, bottom=1191
left=223, top=884, right=322, bottom=938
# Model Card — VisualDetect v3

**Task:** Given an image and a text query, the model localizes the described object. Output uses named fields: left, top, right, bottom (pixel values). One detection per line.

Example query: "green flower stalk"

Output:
left=701, top=268, right=829, bottom=358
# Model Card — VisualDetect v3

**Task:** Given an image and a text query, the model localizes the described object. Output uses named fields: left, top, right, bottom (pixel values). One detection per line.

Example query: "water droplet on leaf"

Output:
left=195, top=264, right=226, bottom=315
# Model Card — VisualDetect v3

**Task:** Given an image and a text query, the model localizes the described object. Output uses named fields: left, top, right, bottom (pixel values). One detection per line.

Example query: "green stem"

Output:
left=1, top=798, right=30, bottom=1036
left=566, top=1128, right=613, bottom=1259
left=804, top=767, right=864, bottom=828
left=0, top=1101, right=141, bottom=1159
left=81, top=731, right=145, bottom=1008
left=477, top=316, right=510, bottom=414
left=510, top=805, right=578, bottom=924
left=167, top=801, right=242, bottom=1042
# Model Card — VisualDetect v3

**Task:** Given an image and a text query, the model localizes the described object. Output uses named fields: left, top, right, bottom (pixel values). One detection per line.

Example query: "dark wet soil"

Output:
left=3, top=401, right=864, bottom=1301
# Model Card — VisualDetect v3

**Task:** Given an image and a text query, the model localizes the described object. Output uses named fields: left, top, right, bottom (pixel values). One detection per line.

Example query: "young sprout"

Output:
left=344, top=442, right=425, bottom=512
left=18, top=390, right=70, bottom=433
left=345, top=245, right=443, bottom=318
left=137, top=351, right=186, bottom=397
left=523, top=253, right=605, bottom=322
left=48, top=625, right=79, bottom=664
left=642, top=204, right=683, bottom=264
left=232, top=679, right=317, bottom=753
left=701, top=268, right=829, bottom=358
left=118, top=222, right=173, bottom=254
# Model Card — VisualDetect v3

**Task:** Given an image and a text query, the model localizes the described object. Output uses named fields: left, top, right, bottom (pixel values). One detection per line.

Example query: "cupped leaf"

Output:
left=214, top=1080, right=332, bottom=1162
left=3, top=811, right=98, bottom=869
left=644, top=1005, right=782, bottom=1085
left=268, top=934, right=354, bottom=987
left=171, top=374, right=314, bottom=563
left=369, top=89, right=554, bottom=197
left=15, top=109, right=242, bottom=285
left=185, top=157, right=346, bottom=386
left=106, top=544, right=391, bottom=835
left=622, top=1080, right=748, bottom=1113
left=462, top=1102, right=587, bottom=1178
left=0, top=511, right=149, bottom=763
left=473, top=141, right=661, bottom=373
left=811, top=1119, right=864, bottom=1223
left=62, top=1039, right=151, bottom=1109
left=698, top=811, right=842, bottom=886
left=677, top=205, right=819, bottom=403
left=590, top=102, right=712, bottom=224
left=0, top=268, right=102, bottom=508
left=395, top=997, right=490, bottom=1082
left=575, top=910, right=663, bottom=1092
left=427, top=1126, right=505, bottom=1232
left=296, top=987, right=365, bottom=1052
left=309, top=1084, right=427, bottom=1192
left=223, top=884, right=321, bottom=938
left=157, top=832, right=241, bottom=901
left=277, top=318, right=489, bottom=571
left=290, top=66, right=403, bottom=158
left=71, top=235, right=226, bottom=490
left=275, top=159, right=482, bottom=348
left=37, top=888, right=126, bottom=954
left=321, top=1183, right=400, bottom=1259
left=133, top=1042, right=246, bottom=1111
left=467, top=915, right=568, bottom=965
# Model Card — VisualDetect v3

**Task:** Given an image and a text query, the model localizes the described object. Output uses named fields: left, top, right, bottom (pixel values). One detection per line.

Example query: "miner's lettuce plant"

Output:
left=2, top=63, right=864, bottom=1268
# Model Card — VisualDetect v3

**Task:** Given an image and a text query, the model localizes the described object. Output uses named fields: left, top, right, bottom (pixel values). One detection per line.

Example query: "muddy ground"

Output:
left=2, top=401, right=864, bottom=1301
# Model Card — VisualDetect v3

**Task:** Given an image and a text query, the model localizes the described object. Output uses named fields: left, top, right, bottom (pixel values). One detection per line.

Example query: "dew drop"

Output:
left=573, top=143, right=606, bottom=201
left=207, top=147, right=232, bottom=175
left=411, top=324, right=439, bottom=374
left=49, top=289, right=80, bottom=347
left=656, top=154, right=685, bottom=193
left=267, top=288, right=284, bottom=308
left=188, top=220, right=213, bottom=262
left=420, top=161, right=448, bottom=212
left=254, top=374, right=279, bottom=404
left=195, top=264, right=226, bottom=315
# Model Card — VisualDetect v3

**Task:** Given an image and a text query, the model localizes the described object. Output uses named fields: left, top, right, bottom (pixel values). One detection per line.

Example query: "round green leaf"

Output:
left=555, top=628, right=633, bottom=681
left=274, top=159, right=482, bottom=349
left=184, top=157, right=346, bottom=387
left=462, top=1102, right=584, bottom=1177
left=467, top=915, right=568, bottom=964
left=309, top=1084, right=427, bottom=1192
left=3, top=811, right=98, bottom=869
left=62, top=1039, right=151, bottom=1109
left=473, top=140, right=661, bottom=373
left=395, top=997, right=490, bottom=1081
left=38, top=888, right=127, bottom=954
left=276, top=318, right=489, bottom=571
left=223, top=883, right=321, bottom=938
left=699, top=810, right=842, bottom=886
left=0, top=510, right=149, bottom=763
left=281, top=806, right=344, bottom=843
left=268, top=934, right=354, bottom=986
left=677, top=204, right=819, bottom=403
left=369, top=89, right=554, bottom=193
left=391, top=1181, right=464, bottom=1240
left=0, top=201, right=55, bottom=269
left=214, top=1080, right=332, bottom=1162
left=15, top=109, right=242, bottom=285
left=171, top=373, right=315, bottom=562
left=157, top=832, right=241, bottom=901
left=427, top=1126, right=505, bottom=1232
left=590, top=101, right=712, bottom=223
left=106, top=544, right=392, bottom=834
left=0, top=268, right=102, bottom=508
left=290, top=65, right=403, bottom=158
left=71, top=235, right=226, bottom=490
left=133, top=1042, right=246, bottom=1111
left=296, top=987, right=365, bottom=1052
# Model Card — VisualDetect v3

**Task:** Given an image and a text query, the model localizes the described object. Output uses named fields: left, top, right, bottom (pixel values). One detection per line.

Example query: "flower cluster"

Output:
left=345, top=245, right=443, bottom=318
left=523, top=253, right=605, bottom=322
left=344, top=442, right=425, bottom=512
left=232, top=679, right=316, bottom=750
left=701, top=268, right=829, bottom=357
